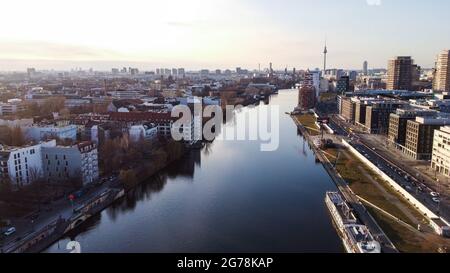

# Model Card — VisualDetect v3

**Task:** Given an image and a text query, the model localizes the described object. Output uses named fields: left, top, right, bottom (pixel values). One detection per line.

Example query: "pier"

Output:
left=292, top=115, right=398, bottom=253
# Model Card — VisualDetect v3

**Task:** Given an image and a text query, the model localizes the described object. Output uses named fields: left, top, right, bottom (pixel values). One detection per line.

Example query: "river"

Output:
left=45, top=89, right=343, bottom=253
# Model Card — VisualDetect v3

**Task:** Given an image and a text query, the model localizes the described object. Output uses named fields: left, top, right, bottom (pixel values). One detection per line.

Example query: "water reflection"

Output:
left=45, top=90, right=343, bottom=253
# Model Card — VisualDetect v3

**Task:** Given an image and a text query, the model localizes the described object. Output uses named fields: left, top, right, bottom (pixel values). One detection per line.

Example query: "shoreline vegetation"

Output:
left=117, top=139, right=187, bottom=191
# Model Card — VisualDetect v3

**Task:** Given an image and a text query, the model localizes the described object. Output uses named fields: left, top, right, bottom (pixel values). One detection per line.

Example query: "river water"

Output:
left=46, top=89, right=343, bottom=253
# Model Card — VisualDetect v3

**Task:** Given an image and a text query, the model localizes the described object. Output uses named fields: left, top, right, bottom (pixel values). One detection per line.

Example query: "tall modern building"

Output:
left=297, top=72, right=317, bottom=111
left=433, top=50, right=450, bottom=92
left=387, top=56, right=414, bottom=90
left=363, top=61, right=368, bottom=76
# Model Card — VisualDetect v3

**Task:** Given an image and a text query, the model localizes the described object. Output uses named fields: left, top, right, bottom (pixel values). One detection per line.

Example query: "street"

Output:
left=0, top=175, right=120, bottom=253
left=328, top=116, right=449, bottom=222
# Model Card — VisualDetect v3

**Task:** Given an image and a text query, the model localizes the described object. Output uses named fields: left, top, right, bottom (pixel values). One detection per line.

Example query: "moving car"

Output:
left=430, top=192, right=440, bottom=197
left=3, top=227, right=16, bottom=236
left=432, top=197, right=441, bottom=203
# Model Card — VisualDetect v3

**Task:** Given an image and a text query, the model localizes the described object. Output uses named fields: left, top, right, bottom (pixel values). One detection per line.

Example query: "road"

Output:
left=0, top=175, right=120, bottom=253
left=328, top=116, right=449, bottom=222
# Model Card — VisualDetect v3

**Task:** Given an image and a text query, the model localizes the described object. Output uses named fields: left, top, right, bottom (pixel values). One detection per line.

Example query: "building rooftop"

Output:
left=438, top=126, right=450, bottom=134
left=415, top=116, right=450, bottom=125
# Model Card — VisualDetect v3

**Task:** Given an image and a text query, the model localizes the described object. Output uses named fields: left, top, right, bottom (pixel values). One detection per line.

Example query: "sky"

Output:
left=0, top=0, right=449, bottom=71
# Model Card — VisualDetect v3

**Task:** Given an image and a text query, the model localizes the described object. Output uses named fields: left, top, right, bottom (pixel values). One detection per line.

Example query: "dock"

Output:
left=292, top=115, right=398, bottom=253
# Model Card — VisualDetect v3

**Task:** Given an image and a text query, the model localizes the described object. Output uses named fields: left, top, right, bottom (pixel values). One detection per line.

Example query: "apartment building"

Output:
left=0, top=140, right=56, bottom=187
left=26, top=124, right=77, bottom=142
left=109, top=112, right=194, bottom=141
left=387, top=56, right=414, bottom=90
left=129, top=123, right=158, bottom=142
left=297, top=86, right=316, bottom=111
left=42, top=141, right=99, bottom=185
left=433, top=50, right=450, bottom=92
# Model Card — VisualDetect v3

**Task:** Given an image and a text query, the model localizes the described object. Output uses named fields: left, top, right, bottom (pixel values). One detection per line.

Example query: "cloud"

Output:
left=0, top=39, right=123, bottom=61
left=166, top=21, right=195, bottom=28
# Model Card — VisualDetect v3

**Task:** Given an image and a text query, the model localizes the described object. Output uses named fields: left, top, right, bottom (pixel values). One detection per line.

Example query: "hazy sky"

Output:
left=1, top=0, right=449, bottom=71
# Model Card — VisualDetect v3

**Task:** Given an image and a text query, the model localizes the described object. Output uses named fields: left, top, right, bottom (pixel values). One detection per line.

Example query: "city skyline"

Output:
left=1, top=0, right=450, bottom=71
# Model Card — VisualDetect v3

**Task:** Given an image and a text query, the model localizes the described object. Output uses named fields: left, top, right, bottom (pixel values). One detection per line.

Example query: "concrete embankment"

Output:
left=291, top=115, right=398, bottom=252
left=342, top=139, right=450, bottom=237
left=5, top=188, right=125, bottom=253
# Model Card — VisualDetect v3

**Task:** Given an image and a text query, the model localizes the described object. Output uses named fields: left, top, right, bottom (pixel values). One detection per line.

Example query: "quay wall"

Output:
left=341, top=139, right=449, bottom=234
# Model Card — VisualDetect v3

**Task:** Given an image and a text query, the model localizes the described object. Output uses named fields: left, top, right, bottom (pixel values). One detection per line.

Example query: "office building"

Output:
left=340, top=97, right=356, bottom=123
left=431, top=126, right=450, bottom=177
left=404, top=116, right=450, bottom=160
left=364, top=100, right=407, bottom=134
left=336, top=76, right=350, bottom=94
left=388, top=108, right=436, bottom=147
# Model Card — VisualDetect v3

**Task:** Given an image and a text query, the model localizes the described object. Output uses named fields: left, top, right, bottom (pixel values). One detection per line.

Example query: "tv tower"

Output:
left=323, top=40, right=328, bottom=72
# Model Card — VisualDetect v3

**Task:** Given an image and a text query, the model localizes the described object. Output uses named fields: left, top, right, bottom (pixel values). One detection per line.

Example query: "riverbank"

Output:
left=291, top=114, right=398, bottom=253
left=294, top=113, right=450, bottom=252
left=1, top=140, right=189, bottom=253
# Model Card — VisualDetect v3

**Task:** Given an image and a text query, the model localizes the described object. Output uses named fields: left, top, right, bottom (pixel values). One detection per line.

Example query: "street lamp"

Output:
left=436, top=179, right=441, bottom=216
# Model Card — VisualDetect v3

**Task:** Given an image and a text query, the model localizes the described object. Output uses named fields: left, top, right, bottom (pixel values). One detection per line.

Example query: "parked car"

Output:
left=430, top=192, right=440, bottom=197
left=432, top=197, right=441, bottom=203
left=3, top=227, right=16, bottom=236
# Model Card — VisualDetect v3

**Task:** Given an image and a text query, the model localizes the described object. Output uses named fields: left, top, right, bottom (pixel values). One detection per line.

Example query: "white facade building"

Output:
left=0, top=99, right=25, bottom=115
left=311, top=71, right=321, bottom=97
left=42, top=142, right=99, bottom=185
left=129, top=123, right=158, bottom=142
left=0, top=118, right=34, bottom=128
left=431, top=126, right=450, bottom=177
left=0, top=140, right=56, bottom=187
left=26, top=125, right=77, bottom=142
